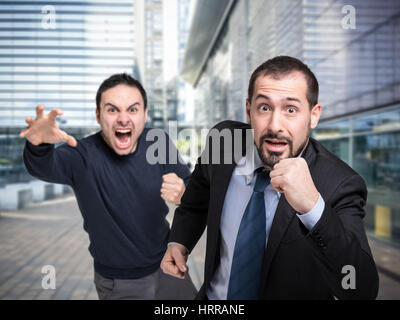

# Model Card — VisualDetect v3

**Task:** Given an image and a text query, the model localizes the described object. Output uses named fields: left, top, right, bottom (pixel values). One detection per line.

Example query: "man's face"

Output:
left=246, top=71, right=321, bottom=168
left=96, top=84, right=148, bottom=156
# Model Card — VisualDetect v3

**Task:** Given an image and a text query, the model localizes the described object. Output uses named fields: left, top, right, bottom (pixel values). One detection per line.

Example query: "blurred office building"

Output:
left=137, top=0, right=167, bottom=128
left=176, top=0, right=194, bottom=125
left=181, top=0, right=400, bottom=245
left=136, top=0, right=195, bottom=129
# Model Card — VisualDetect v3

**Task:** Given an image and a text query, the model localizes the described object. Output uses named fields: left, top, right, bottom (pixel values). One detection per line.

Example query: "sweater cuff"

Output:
left=25, top=141, right=54, bottom=156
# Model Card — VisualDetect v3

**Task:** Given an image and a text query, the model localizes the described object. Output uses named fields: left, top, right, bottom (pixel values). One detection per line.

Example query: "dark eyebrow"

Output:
left=128, top=102, right=140, bottom=108
left=254, top=94, right=301, bottom=104
left=104, top=102, right=140, bottom=110
left=255, top=94, right=270, bottom=101
left=286, top=97, right=301, bottom=104
left=104, top=103, right=118, bottom=109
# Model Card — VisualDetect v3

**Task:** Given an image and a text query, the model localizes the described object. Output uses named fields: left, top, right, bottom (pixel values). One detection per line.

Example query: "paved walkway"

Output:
left=0, top=195, right=399, bottom=300
left=0, top=196, right=97, bottom=300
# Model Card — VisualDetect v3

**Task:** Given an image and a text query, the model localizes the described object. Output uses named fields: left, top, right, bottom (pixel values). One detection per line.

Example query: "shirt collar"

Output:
left=235, top=144, right=264, bottom=185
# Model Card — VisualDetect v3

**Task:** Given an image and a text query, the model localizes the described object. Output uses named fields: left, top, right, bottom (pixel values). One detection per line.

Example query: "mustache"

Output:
left=259, top=132, right=292, bottom=145
left=257, top=132, right=294, bottom=168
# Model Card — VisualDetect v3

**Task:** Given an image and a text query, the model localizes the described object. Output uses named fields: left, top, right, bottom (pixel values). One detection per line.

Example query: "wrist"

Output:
left=299, top=190, right=319, bottom=214
left=168, top=242, right=189, bottom=255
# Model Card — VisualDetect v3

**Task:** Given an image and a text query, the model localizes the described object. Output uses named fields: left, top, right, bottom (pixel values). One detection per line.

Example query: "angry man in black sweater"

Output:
left=20, top=74, right=197, bottom=300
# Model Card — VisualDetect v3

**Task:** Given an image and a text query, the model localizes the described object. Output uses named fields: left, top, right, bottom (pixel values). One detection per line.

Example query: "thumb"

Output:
left=171, top=247, right=188, bottom=272
left=61, top=131, right=77, bottom=147
left=66, top=135, right=77, bottom=147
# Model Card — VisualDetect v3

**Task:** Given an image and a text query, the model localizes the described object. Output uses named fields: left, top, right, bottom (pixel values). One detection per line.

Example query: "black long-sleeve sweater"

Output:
left=23, top=128, right=190, bottom=279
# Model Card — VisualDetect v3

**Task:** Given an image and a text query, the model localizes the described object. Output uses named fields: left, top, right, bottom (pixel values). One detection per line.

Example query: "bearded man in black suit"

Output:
left=161, top=56, right=379, bottom=300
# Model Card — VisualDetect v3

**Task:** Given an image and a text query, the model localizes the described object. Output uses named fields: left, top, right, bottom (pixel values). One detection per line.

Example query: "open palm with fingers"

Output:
left=19, top=105, right=77, bottom=147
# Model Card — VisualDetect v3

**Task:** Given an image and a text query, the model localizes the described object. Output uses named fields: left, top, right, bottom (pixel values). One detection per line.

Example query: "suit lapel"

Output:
left=211, top=123, right=254, bottom=233
left=207, top=125, right=252, bottom=277
left=205, top=162, right=237, bottom=282
left=259, top=138, right=317, bottom=295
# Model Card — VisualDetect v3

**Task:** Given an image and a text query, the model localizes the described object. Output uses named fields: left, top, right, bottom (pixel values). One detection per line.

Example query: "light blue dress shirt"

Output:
left=206, top=144, right=325, bottom=300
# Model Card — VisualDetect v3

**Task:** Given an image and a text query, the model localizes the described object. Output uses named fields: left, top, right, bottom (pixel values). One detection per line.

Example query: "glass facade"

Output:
left=1, top=0, right=137, bottom=129
left=313, top=106, right=400, bottom=244
left=189, top=0, right=400, bottom=127
left=184, top=0, right=400, bottom=245
left=0, top=0, right=137, bottom=184
left=177, top=0, right=193, bottom=124
left=193, top=0, right=248, bottom=127
left=144, top=0, right=165, bottom=128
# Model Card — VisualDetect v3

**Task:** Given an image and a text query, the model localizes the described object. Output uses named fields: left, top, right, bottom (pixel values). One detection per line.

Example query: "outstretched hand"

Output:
left=19, top=105, right=77, bottom=147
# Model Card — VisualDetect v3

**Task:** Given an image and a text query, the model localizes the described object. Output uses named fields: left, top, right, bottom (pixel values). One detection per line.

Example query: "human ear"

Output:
left=310, top=104, right=321, bottom=129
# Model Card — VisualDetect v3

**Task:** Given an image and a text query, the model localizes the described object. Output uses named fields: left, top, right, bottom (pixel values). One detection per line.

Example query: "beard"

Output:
left=256, top=130, right=309, bottom=169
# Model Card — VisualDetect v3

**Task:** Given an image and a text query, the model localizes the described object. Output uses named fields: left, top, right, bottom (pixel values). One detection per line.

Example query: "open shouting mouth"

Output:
left=114, top=128, right=133, bottom=149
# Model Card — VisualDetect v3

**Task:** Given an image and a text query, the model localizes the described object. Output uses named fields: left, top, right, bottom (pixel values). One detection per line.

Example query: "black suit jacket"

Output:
left=169, top=120, right=379, bottom=300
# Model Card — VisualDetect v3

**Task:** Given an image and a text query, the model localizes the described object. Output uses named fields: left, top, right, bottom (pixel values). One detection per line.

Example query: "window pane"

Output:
left=354, top=132, right=400, bottom=243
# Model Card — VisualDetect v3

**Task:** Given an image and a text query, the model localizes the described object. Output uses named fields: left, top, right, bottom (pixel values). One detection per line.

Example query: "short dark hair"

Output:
left=248, top=56, right=319, bottom=108
left=96, top=73, right=147, bottom=111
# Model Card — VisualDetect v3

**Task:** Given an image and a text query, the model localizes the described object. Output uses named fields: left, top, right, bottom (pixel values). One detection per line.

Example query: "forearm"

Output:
left=23, top=141, right=73, bottom=185
left=169, top=208, right=207, bottom=253
left=303, top=178, right=379, bottom=299
left=169, top=163, right=210, bottom=253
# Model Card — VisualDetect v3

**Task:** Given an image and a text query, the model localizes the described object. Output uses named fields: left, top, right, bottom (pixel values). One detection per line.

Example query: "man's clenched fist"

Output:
left=160, top=173, right=186, bottom=205
left=270, top=158, right=319, bottom=214
left=160, top=243, right=189, bottom=279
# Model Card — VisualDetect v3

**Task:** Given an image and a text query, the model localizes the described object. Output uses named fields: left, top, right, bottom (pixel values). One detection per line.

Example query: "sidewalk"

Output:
left=0, top=196, right=97, bottom=300
left=0, top=195, right=399, bottom=300
left=368, top=236, right=400, bottom=299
